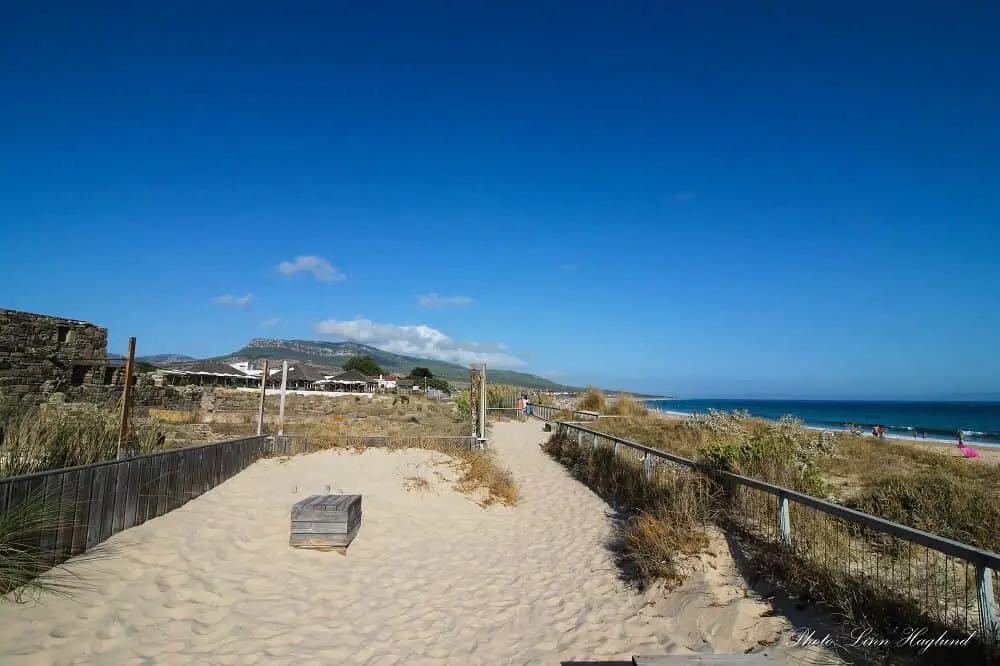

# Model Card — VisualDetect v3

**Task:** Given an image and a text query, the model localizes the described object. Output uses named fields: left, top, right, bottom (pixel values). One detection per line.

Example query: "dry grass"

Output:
left=625, top=507, right=710, bottom=589
left=541, top=432, right=717, bottom=590
left=283, top=394, right=469, bottom=444
left=591, top=415, right=707, bottom=460
left=1, top=406, right=166, bottom=477
left=402, top=475, right=432, bottom=494
left=575, top=386, right=606, bottom=412
left=549, top=409, right=1000, bottom=663
left=607, top=393, right=647, bottom=417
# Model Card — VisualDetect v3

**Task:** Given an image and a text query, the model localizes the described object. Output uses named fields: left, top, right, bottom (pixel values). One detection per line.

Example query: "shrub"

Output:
left=576, top=386, right=606, bottom=412
left=608, top=393, right=647, bottom=417
left=692, top=412, right=832, bottom=496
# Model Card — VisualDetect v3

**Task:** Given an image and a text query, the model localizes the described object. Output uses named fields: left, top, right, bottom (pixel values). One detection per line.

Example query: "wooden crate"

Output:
left=290, top=494, right=362, bottom=554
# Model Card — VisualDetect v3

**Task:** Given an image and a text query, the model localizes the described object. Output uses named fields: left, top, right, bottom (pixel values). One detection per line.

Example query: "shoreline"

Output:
left=643, top=407, right=1000, bottom=465
left=643, top=403, right=1000, bottom=449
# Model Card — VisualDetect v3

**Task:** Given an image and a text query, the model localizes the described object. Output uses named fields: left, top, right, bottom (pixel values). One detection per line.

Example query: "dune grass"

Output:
left=0, top=489, right=87, bottom=603
left=542, top=431, right=716, bottom=590
left=587, top=408, right=1000, bottom=550
left=0, top=406, right=165, bottom=478
left=546, top=409, right=1000, bottom=664
left=575, top=386, right=606, bottom=412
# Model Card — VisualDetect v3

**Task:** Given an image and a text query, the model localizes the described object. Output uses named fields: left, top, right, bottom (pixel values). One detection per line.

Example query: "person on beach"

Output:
left=957, top=432, right=981, bottom=459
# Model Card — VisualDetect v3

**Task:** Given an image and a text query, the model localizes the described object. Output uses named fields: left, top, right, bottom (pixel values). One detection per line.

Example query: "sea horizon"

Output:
left=641, top=397, right=1000, bottom=447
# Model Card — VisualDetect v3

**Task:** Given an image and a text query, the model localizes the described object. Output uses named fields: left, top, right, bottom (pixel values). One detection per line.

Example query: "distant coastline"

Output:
left=642, top=398, right=1000, bottom=448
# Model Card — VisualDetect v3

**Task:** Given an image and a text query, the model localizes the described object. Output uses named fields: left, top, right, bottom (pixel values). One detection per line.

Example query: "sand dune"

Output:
left=0, top=420, right=842, bottom=665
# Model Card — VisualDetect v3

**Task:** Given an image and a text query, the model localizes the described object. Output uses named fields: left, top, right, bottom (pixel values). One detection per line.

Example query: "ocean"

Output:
left=641, top=398, right=1000, bottom=447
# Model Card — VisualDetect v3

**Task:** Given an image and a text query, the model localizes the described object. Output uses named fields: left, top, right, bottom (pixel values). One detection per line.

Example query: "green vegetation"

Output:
left=342, top=355, right=383, bottom=376
left=225, top=340, right=572, bottom=389
left=405, top=367, right=451, bottom=393
left=0, top=489, right=81, bottom=602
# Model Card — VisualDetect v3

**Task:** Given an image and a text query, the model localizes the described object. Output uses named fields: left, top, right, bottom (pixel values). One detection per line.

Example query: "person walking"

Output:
left=516, top=395, right=525, bottom=422
left=524, top=395, right=532, bottom=419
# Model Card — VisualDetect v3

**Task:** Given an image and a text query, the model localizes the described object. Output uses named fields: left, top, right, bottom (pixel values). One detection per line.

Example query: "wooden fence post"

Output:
left=644, top=451, right=653, bottom=483
left=256, top=360, right=269, bottom=436
left=278, top=361, right=288, bottom=436
left=116, top=337, right=136, bottom=459
left=779, top=492, right=792, bottom=549
left=977, top=565, right=999, bottom=650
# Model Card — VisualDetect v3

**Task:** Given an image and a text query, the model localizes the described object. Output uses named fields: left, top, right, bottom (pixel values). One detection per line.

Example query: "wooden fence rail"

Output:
left=0, top=436, right=270, bottom=570
left=271, top=435, right=479, bottom=456
left=537, top=415, right=1000, bottom=651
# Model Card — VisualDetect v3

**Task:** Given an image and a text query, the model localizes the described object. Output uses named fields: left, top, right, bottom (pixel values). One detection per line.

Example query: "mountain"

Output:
left=136, top=353, right=198, bottom=365
left=210, top=338, right=573, bottom=390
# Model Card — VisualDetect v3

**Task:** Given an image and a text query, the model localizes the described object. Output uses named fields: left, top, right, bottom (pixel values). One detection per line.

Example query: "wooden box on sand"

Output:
left=290, top=494, right=362, bottom=554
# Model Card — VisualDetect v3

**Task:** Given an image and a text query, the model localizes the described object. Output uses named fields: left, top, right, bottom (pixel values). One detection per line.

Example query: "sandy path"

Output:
left=1, top=420, right=840, bottom=665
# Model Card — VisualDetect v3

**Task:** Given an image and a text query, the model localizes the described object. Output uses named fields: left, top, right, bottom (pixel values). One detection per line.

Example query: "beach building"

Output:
left=155, top=362, right=259, bottom=388
left=283, top=364, right=330, bottom=390
left=315, top=369, right=377, bottom=393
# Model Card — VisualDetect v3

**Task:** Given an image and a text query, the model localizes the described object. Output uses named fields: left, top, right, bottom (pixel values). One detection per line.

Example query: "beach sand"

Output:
left=1, top=420, right=842, bottom=665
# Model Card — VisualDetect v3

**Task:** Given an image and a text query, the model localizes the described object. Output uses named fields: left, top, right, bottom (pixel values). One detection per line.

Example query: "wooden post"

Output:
left=278, top=361, right=288, bottom=436
left=116, top=337, right=136, bottom=459
left=256, top=360, right=269, bottom=436
left=470, top=366, right=478, bottom=439
left=779, top=492, right=792, bottom=549
left=644, top=451, right=653, bottom=483
left=478, top=363, right=487, bottom=447
left=977, top=565, right=999, bottom=649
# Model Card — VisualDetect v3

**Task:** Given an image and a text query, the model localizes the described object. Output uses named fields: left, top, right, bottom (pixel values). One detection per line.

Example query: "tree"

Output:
left=409, top=367, right=433, bottom=379
left=425, top=377, right=450, bottom=393
left=343, top=355, right=383, bottom=376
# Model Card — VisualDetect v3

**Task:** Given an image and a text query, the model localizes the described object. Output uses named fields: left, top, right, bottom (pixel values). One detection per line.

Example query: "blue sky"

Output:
left=2, top=2, right=998, bottom=399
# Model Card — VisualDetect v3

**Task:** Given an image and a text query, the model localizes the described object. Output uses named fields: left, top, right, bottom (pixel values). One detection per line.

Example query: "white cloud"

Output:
left=276, top=255, right=346, bottom=282
left=418, top=293, right=475, bottom=308
left=314, top=317, right=524, bottom=368
left=260, top=317, right=281, bottom=328
left=213, top=293, right=254, bottom=307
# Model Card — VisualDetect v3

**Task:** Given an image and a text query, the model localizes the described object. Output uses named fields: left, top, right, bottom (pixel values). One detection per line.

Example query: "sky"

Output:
left=1, top=2, right=998, bottom=399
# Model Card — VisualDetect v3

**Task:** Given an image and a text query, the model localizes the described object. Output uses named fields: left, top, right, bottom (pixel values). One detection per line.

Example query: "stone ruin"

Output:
left=0, top=308, right=201, bottom=414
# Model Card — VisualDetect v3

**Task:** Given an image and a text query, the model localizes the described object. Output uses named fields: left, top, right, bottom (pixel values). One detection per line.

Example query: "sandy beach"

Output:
left=1, top=420, right=842, bottom=665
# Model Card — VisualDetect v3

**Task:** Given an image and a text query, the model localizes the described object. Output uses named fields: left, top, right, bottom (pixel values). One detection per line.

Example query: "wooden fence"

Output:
left=0, top=436, right=269, bottom=569
left=542, top=417, right=1000, bottom=654
left=271, top=434, right=479, bottom=456
left=526, top=403, right=600, bottom=423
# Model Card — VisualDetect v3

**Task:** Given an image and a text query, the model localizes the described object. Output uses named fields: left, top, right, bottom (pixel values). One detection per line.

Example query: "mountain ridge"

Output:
left=146, top=338, right=576, bottom=390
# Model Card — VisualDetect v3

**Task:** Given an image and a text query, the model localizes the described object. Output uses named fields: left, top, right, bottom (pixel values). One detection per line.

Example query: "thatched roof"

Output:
left=285, top=365, right=330, bottom=383
left=327, top=369, right=371, bottom=383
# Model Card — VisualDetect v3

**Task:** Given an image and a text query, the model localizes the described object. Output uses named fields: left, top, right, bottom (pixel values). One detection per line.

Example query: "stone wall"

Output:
left=0, top=308, right=113, bottom=411
left=69, top=381, right=204, bottom=413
